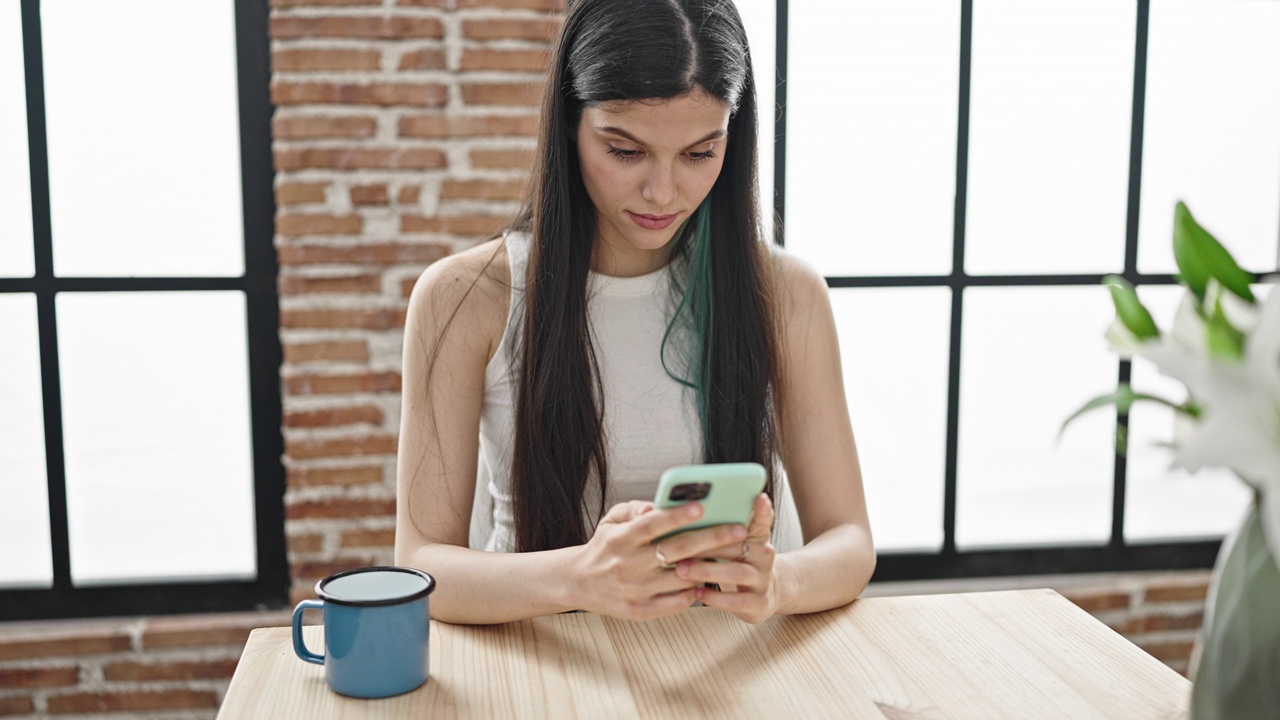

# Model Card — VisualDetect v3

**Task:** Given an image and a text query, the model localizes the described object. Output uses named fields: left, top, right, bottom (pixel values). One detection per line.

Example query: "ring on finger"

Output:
left=736, top=541, right=750, bottom=562
left=654, top=542, right=677, bottom=569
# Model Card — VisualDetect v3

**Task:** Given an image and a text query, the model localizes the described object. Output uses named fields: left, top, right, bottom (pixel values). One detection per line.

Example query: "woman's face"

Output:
left=576, top=89, right=731, bottom=276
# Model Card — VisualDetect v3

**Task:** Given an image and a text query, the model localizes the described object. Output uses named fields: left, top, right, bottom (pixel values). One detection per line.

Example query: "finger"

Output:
left=632, top=587, right=699, bottom=620
left=657, top=523, right=748, bottom=563
left=697, top=586, right=767, bottom=622
left=629, top=502, right=705, bottom=545
left=600, top=500, right=654, bottom=527
left=675, top=557, right=758, bottom=589
left=746, top=494, right=775, bottom=539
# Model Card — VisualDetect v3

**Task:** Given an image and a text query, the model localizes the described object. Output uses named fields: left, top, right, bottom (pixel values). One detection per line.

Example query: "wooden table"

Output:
left=217, top=589, right=1189, bottom=719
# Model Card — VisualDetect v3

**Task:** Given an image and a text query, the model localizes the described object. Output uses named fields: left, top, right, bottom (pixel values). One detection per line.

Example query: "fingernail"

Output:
left=677, top=561, right=691, bottom=576
left=732, top=525, right=747, bottom=539
left=684, top=504, right=701, bottom=519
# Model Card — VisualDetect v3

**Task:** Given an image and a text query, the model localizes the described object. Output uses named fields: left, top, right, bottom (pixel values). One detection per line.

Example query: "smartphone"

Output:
left=653, top=462, right=766, bottom=541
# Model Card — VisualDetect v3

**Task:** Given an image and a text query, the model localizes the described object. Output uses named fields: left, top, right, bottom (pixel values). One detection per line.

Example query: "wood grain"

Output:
left=216, top=589, right=1189, bottom=719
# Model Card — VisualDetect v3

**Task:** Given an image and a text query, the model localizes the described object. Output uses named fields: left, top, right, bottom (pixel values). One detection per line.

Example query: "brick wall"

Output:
left=271, top=0, right=558, bottom=604
left=0, top=0, right=1217, bottom=716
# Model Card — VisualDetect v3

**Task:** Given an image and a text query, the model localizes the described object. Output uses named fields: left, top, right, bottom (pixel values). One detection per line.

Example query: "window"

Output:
left=777, top=0, right=1279, bottom=579
left=0, top=0, right=285, bottom=619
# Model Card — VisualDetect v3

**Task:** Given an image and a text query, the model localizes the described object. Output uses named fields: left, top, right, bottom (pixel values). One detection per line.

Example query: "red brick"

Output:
left=0, top=631, right=131, bottom=661
left=461, top=82, right=541, bottom=107
left=1144, top=581, right=1210, bottom=604
left=470, top=147, right=534, bottom=170
left=47, top=690, right=218, bottom=714
left=272, top=82, right=447, bottom=107
left=288, top=466, right=383, bottom=487
left=401, top=214, right=509, bottom=236
left=398, top=48, right=447, bottom=71
left=292, top=557, right=380, bottom=579
left=401, top=275, right=418, bottom=298
left=279, top=273, right=382, bottom=295
left=278, top=213, right=362, bottom=237
left=441, top=178, right=526, bottom=201
left=290, top=532, right=324, bottom=553
left=462, top=17, right=561, bottom=42
left=286, top=434, right=399, bottom=460
left=283, top=340, right=370, bottom=364
left=399, top=113, right=538, bottom=138
left=278, top=242, right=449, bottom=266
left=273, top=115, right=377, bottom=139
left=460, top=48, right=550, bottom=72
left=1137, top=640, right=1196, bottom=663
left=398, top=185, right=423, bottom=205
left=285, top=405, right=384, bottom=428
left=273, top=48, right=381, bottom=72
left=272, top=0, right=381, bottom=6
left=102, top=659, right=239, bottom=682
left=271, top=16, right=444, bottom=40
left=141, top=613, right=287, bottom=650
left=351, top=184, right=389, bottom=206
left=282, top=461, right=376, bottom=484
left=0, top=697, right=34, bottom=716
left=341, top=529, right=396, bottom=548
left=277, top=181, right=328, bottom=205
left=281, top=309, right=406, bottom=331
left=0, top=666, right=80, bottom=688
left=1061, top=590, right=1130, bottom=613
left=284, top=370, right=403, bottom=394
left=275, top=147, right=448, bottom=170
left=287, top=498, right=398, bottom=520
left=395, top=0, right=452, bottom=6
left=456, top=0, right=563, bottom=8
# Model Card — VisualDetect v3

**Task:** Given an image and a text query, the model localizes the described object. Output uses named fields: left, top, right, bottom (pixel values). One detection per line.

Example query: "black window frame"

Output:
left=773, top=0, right=1233, bottom=582
left=0, top=0, right=287, bottom=621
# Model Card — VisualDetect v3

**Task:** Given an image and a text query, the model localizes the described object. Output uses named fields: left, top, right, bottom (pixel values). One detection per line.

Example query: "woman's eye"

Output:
left=687, top=150, right=717, bottom=163
left=607, top=147, right=642, bottom=161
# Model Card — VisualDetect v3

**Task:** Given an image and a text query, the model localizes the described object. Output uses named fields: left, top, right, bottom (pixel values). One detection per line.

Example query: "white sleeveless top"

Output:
left=469, top=232, right=802, bottom=553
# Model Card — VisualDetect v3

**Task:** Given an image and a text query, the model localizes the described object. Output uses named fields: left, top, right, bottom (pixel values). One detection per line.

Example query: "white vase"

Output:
left=1189, top=500, right=1280, bottom=719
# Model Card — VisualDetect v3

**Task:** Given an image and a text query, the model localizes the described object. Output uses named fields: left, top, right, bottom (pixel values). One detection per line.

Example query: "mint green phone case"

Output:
left=653, top=462, right=766, bottom=540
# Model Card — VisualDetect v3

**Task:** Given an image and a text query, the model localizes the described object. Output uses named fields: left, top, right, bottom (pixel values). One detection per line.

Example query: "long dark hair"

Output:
left=509, top=0, right=783, bottom=553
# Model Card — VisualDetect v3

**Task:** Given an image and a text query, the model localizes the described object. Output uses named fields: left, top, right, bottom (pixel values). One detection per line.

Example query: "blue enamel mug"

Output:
left=292, top=566, right=436, bottom=698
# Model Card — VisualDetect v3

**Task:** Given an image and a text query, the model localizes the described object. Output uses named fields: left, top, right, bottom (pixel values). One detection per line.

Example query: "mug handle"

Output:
left=292, top=599, right=325, bottom=665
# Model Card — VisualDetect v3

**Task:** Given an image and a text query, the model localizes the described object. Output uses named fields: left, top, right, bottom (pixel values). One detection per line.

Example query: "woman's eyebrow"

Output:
left=595, top=126, right=727, bottom=148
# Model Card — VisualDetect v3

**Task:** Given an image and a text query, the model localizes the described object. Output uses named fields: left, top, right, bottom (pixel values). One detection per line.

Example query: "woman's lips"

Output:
left=627, top=211, right=678, bottom=230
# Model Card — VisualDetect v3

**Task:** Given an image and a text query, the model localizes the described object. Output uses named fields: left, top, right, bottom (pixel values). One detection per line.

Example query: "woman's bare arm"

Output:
left=688, top=250, right=876, bottom=619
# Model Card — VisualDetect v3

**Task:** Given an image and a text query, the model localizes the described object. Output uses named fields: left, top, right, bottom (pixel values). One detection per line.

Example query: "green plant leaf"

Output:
left=1059, top=384, right=1189, bottom=446
left=1205, top=294, right=1246, bottom=359
left=1173, top=202, right=1256, bottom=303
left=1104, top=276, right=1160, bottom=340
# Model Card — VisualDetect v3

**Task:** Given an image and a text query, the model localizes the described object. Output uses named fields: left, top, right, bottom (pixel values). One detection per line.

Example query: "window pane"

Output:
left=965, top=0, right=1134, bottom=276
left=0, top=2, right=34, bottom=278
left=1138, top=0, right=1280, bottom=275
left=786, top=1, right=959, bottom=276
left=0, top=294, right=52, bottom=587
left=833, top=288, right=951, bottom=552
left=1124, top=285, right=1253, bottom=542
left=957, top=287, right=1116, bottom=549
left=43, top=0, right=245, bottom=277
left=735, top=0, right=775, bottom=243
left=58, top=292, right=256, bottom=585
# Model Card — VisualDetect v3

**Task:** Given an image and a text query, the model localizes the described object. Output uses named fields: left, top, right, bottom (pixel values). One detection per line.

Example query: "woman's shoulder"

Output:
left=766, top=245, right=829, bottom=317
left=405, top=237, right=512, bottom=350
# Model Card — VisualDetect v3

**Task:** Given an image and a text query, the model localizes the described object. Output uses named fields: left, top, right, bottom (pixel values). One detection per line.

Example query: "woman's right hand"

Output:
left=568, top=500, right=749, bottom=621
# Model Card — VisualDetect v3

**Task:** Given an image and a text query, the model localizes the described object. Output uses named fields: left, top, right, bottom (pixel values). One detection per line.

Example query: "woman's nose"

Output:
left=641, top=163, right=677, bottom=206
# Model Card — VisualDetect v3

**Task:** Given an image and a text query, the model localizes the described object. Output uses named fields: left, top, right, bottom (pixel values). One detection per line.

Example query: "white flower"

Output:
left=1130, top=284, right=1280, bottom=564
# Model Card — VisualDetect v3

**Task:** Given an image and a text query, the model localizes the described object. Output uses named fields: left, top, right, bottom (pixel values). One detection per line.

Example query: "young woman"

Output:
left=395, top=0, right=874, bottom=625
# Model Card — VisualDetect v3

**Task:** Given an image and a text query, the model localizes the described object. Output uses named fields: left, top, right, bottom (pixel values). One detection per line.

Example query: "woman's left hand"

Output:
left=675, top=493, right=780, bottom=624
